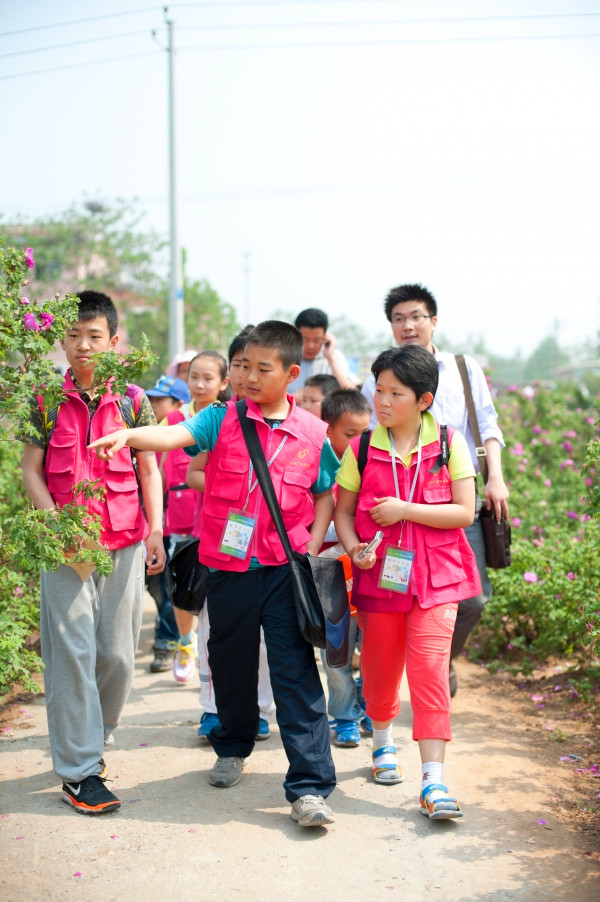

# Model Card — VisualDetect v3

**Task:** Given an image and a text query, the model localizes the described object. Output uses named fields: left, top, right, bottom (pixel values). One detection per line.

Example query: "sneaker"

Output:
left=255, top=717, right=271, bottom=741
left=197, top=711, right=221, bottom=741
left=208, top=756, right=245, bottom=788
left=331, top=720, right=361, bottom=747
left=98, top=758, right=107, bottom=779
left=62, top=775, right=121, bottom=815
left=290, top=795, right=335, bottom=827
left=104, top=733, right=115, bottom=748
left=360, top=714, right=373, bottom=736
left=150, top=646, right=175, bottom=673
left=449, top=661, right=458, bottom=698
left=173, top=639, right=198, bottom=683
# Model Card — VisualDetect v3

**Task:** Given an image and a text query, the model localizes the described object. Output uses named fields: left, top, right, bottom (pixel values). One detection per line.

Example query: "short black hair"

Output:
left=371, top=345, right=438, bottom=405
left=244, top=320, right=303, bottom=369
left=76, top=290, right=118, bottom=338
left=303, top=374, right=340, bottom=396
left=321, top=388, right=371, bottom=426
left=383, top=284, right=437, bottom=321
left=228, top=324, right=255, bottom=364
left=294, top=307, right=328, bottom=331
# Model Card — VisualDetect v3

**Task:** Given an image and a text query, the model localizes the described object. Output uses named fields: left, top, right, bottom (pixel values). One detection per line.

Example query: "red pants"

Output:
left=357, top=602, right=457, bottom=741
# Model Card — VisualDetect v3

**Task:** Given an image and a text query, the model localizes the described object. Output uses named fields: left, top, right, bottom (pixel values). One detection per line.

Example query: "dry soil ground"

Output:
left=1, top=593, right=599, bottom=901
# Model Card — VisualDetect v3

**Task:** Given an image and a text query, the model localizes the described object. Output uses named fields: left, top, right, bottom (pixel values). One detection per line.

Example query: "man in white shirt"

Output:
left=361, top=284, right=509, bottom=695
left=289, top=307, right=355, bottom=393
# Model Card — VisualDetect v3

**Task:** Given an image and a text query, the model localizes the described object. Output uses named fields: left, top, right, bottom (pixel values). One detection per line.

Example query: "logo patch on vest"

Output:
left=297, top=448, right=310, bottom=459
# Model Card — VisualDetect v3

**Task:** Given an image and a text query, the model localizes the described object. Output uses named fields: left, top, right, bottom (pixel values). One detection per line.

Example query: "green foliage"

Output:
left=474, top=385, right=600, bottom=672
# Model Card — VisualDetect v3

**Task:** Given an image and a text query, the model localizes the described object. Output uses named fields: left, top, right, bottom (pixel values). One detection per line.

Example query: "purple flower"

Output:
left=533, top=425, right=542, bottom=434
left=24, top=247, right=34, bottom=269
left=512, top=517, right=521, bottom=527
left=585, top=477, right=593, bottom=487
left=566, top=572, right=576, bottom=581
left=125, top=384, right=139, bottom=399
left=563, top=440, right=573, bottom=453
left=23, top=313, right=40, bottom=331
left=563, top=430, right=577, bottom=438
left=524, top=571, right=538, bottom=583
left=39, top=312, right=54, bottom=331
left=565, top=511, right=579, bottom=520
left=560, top=459, right=574, bottom=470
left=20, top=296, right=30, bottom=305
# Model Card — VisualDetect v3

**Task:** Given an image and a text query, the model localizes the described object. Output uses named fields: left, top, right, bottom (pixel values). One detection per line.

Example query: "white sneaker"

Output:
left=173, top=638, right=198, bottom=683
left=290, top=795, right=335, bottom=827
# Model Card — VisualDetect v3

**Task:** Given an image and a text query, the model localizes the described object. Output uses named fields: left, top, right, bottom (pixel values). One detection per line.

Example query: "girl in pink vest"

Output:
left=335, top=345, right=481, bottom=820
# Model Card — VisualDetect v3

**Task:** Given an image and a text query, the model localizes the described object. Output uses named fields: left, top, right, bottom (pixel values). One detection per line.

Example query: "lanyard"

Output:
left=389, top=424, right=422, bottom=545
left=243, top=434, right=288, bottom=511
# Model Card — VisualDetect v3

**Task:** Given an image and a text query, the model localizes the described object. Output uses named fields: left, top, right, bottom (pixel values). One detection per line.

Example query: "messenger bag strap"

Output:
left=454, top=354, right=489, bottom=485
left=235, top=399, right=295, bottom=563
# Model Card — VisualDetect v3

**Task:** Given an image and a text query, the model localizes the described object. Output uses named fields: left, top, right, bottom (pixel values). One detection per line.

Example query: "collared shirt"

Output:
left=288, top=347, right=352, bottom=393
left=336, top=410, right=474, bottom=492
left=360, top=347, right=504, bottom=474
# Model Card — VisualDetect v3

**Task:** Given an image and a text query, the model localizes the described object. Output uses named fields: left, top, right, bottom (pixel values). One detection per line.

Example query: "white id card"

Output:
left=219, top=509, right=257, bottom=559
left=378, top=545, right=415, bottom=594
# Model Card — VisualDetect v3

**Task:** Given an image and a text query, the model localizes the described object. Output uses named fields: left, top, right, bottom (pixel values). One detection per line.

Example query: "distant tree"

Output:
left=523, top=335, right=570, bottom=383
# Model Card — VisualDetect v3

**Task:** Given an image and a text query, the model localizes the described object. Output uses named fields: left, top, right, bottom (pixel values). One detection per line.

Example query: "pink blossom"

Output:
left=23, top=313, right=40, bottom=331
left=544, top=479, right=552, bottom=487
left=125, top=384, right=139, bottom=399
left=508, top=384, right=518, bottom=392
left=585, top=477, right=593, bottom=487
left=39, top=312, right=54, bottom=330
left=560, top=459, right=574, bottom=470
left=24, top=247, right=34, bottom=268
left=510, top=442, right=524, bottom=456
left=563, top=430, right=577, bottom=438
left=586, top=417, right=596, bottom=425
left=563, top=440, right=573, bottom=453
left=20, top=296, right=30, bottom=305
left=15, top=587, right=23, bottom=597
left=524, top=571, right=538, bottom=583
left=565, top=511, right=579, bottom=520
left=533, top=539, right=543, bottom=546
left=566, top=572, right=576, bottom=581
left=533, top=425, right=542, bottom=434
left=512, top=517, right=521, bottom=527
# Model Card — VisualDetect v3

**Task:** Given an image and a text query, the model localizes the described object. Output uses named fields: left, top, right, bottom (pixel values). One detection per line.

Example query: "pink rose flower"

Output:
left=560, top=459, right=574, bottom=470
left=566, top=572, right=576, bottom=580
left=25, top=247, right=34, bottom=269
left=523, top=571, right=538, bottom=583
left=23, top=313, right=41, bottom=331
left=20, top=297, right=30, bottom=305
left=512, top=517, right=521, bottom=527
left=39, top=312, right=54, bottom=330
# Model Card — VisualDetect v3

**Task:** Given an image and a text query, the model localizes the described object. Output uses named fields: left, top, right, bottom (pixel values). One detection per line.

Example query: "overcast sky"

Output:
left=2, top=0, right=599, bottom=358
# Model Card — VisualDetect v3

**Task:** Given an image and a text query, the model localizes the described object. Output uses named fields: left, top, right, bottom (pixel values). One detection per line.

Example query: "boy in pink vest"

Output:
left=89, top=321, right=338, bottom=828
left=335, top=345, right=480, bottom=819
left=20, top=291, right=166, bottom=816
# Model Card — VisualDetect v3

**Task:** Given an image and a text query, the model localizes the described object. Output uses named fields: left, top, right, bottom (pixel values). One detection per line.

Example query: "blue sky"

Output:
left=1, top=0, right=599, bottom=357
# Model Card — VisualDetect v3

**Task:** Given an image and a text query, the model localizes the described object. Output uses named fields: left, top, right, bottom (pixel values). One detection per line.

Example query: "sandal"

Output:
left=372, top=745, right=404, bottom=784
left=420, top=782, right=463, bottom=819
left=332, top=720, right=361, bottom=748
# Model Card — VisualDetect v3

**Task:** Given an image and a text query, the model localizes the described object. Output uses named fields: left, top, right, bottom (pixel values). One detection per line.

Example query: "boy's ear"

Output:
left=417, top=391, right=434, bottom=411
left=286, top=364, right=301, bottom=384
left=109, top=333, right=119, bottom=351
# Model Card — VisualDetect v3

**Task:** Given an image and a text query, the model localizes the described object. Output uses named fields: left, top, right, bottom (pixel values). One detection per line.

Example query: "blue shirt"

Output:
left=181, top=402, right=339, bottom=495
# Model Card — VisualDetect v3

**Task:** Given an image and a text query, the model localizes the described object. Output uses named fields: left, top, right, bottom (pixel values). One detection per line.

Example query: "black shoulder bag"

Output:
left=455, top=355, right=512, bottom=569
left=236, top=400, right=350, bottom=668
left=165, top=538, right=208, bottom=614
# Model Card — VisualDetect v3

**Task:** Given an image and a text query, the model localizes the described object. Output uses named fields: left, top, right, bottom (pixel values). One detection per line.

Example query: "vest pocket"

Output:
left=425, top=530, right=467, bottom=587
left=280, top=469, right=312, bottom=512
left=46, top=431, right=77, bottom=496
left=105, top=475, right=140, bottom=531
left=211, top=456, right=248, bottom=502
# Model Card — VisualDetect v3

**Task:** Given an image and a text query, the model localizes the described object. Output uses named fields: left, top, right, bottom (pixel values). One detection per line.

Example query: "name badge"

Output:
left=378, top=545, right=415, bottom=594
left=219, top=509, right=257, bottom=559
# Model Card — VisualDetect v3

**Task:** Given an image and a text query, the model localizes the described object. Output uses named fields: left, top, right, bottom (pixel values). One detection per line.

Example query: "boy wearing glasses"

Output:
left=361, top=284, right=509, bottom=694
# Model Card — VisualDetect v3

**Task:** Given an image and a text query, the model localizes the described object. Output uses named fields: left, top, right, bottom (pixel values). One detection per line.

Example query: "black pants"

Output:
left=206, top=564, right=336, bottom=803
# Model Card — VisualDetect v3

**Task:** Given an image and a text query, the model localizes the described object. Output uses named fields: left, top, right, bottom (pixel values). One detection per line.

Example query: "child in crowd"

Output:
left=334, top=345, right=480, bottom=819
left=186, top=327, right=275, bottom=742
left=298, top=373, right=340, bottom=417
left=166, top=349, right=197, bottom=381
left=89, top=321, right=338, bottom=828
left=20, top=290, right=166, bottom=816
left=145, top=375, right=192, bottom=673
left=319, top=390, right=372, bottom=747
left=167, top=351, right=231, bottom=683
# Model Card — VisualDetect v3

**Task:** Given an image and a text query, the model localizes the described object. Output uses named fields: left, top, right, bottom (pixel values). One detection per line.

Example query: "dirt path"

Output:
left=1, top=593, right=599, bottom=901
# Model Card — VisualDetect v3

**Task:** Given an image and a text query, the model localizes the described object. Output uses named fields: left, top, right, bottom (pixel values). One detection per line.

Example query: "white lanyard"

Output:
left=244, top=434, right=288, bottom=511
left=389, top=425, right=422, bottom=545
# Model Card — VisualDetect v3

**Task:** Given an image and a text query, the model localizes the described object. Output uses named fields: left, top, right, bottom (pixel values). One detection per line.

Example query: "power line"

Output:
left=0, top=29, right=153, bottom=59
left=0, top=50, right=161, bottom=81
left=0, top=7, right=161, bottom=38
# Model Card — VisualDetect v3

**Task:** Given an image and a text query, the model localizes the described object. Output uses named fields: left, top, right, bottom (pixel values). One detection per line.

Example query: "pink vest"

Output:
left=198, top=396, right=327, bottom=571
left=349, top=424, right=481, bottom=612
left=163, top=408, right=197, bottom=536
left=43, top=372, right=147, bottom=550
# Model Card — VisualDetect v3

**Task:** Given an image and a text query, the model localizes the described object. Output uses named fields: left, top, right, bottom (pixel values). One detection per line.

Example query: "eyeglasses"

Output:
left=391, top=314, right=433, bottom=326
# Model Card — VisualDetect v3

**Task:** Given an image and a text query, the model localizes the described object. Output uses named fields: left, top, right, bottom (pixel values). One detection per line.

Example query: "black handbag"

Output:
left=236, top=400, right=350, bottom=668
left=479, top=506, right=512, bottom=569
left=165, top=538, right=208, bottom=614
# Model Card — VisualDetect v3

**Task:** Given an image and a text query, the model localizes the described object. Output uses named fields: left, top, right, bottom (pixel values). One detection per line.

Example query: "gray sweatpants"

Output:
left=40, top=542, right=144, bottom=783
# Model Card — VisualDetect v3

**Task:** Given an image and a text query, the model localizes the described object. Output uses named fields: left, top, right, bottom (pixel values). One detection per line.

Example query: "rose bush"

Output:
left=474, top=383, right=600, bottom=673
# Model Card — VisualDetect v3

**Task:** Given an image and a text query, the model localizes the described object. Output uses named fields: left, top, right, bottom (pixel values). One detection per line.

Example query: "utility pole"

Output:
left=166, top=10, right=184, bottom=359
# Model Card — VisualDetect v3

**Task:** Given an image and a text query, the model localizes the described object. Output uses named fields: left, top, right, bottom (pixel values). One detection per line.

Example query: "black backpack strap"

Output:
left=440, top=424, right=449, bottom=466
left=357, top=429, right=371, bottom=479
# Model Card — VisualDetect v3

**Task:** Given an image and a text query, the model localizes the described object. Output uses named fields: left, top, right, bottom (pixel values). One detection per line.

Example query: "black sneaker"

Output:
left=150, top=646, right=175, bottom=673
left=62, top=775, right=121, bottom=815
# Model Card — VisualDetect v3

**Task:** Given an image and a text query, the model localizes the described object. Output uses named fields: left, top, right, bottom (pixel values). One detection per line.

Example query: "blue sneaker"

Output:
left=255, top=717, right=271, bottom=741
left=331, top=719, right=361, bottom=748
left=361, top=714, right=373, bottom=736
left=197, top=712, right=221, bottom=741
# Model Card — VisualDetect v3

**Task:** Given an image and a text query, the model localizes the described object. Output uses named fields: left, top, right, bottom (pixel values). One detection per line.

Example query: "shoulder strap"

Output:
left=235, top=399, right=295, bottom=563
left=357, top=429, right=371, bottom=479
left=440, top=424, right=449, bottom=467
left=454, top=354, right=488, bottom=484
